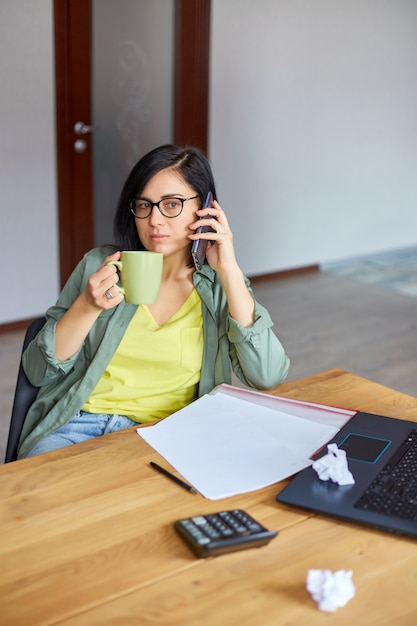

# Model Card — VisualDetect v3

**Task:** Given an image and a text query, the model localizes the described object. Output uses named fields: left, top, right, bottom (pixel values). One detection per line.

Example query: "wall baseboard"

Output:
left=248, top=264, right=319, bottom=283
left=0, top=317, right=38, bottom=335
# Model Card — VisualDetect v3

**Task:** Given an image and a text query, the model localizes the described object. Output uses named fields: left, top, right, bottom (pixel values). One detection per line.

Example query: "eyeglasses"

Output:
left=130, top=195, right=200, bottom=219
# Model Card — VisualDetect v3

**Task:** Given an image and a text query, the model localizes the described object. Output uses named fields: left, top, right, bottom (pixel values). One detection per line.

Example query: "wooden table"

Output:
left=2, top=369, right=417, bottom=625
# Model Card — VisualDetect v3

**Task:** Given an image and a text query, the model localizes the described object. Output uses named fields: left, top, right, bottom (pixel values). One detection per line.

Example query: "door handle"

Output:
left=74, top=121, right=94, bottom=135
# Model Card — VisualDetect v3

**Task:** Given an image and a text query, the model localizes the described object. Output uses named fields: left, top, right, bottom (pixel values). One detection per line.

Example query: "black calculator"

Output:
left=174, top=509, right=278, bottom=558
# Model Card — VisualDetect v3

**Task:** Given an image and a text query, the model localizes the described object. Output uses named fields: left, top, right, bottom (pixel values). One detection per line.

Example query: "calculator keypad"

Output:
left=175, top=509, right=277, bottom=557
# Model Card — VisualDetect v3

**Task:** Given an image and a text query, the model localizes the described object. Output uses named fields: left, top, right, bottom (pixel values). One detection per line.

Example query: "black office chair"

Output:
left=4, top=316, right=46, bottom=463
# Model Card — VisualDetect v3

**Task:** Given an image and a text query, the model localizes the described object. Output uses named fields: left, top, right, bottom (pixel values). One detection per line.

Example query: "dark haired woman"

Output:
left=19, top=144, right=289, bottom=458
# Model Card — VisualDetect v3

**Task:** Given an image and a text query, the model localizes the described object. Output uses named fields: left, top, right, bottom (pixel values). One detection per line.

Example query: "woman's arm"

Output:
left=22, top=248, right=124, bottom=385
left=228, top=299, right=290, bottom=389
left=190, top=200, right=290, bottom=390
left=54, top=251, right=123, bottom=360
left=189, top=200, right=255, bottom=328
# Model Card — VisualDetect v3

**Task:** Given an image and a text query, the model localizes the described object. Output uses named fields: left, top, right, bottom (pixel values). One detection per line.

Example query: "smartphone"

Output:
left=191, top=192, right=215, bottom=270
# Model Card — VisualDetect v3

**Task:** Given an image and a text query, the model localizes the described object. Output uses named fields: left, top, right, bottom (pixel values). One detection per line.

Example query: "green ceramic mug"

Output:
left=107, top=251, right=163, bottom=304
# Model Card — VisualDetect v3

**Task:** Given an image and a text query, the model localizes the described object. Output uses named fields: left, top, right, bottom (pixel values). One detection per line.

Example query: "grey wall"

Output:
left=210, top=0, right=417, bottom=275
left=1, top=0, right=59, bottom=324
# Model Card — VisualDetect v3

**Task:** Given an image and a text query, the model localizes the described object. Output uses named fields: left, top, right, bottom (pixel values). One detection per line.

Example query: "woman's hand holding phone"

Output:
left=190, top=192, right=239, bottom=276
left=190, top=193, right=255, bottom=326
left=191, top=192, right=215, bottom=270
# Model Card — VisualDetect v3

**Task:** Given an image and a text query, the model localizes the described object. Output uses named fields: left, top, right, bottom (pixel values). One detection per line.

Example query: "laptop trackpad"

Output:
left=338, top=433, right=391, bottom=463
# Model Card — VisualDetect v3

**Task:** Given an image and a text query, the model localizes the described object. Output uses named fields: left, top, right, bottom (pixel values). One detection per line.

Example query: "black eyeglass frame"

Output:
left=129, top=195, right=200, bottom=219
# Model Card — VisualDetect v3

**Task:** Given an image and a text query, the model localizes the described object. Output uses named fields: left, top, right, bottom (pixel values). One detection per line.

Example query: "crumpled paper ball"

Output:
left=306, top=568, right=355, bottom=612
left=312, top=443, right=355, bottom=486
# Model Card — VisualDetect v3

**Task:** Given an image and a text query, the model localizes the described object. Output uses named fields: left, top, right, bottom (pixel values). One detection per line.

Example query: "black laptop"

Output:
left=277, top=411, right=417, bottom=538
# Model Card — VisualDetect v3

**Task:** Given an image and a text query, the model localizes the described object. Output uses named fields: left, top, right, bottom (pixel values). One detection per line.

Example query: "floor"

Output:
left=322, top=245, right=417, bottom=297
left=2, top=247, right=417, bottom=464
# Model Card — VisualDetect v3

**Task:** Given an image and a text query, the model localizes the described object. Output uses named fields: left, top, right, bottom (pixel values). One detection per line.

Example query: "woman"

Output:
left=18, top=144, right=289, bottom=458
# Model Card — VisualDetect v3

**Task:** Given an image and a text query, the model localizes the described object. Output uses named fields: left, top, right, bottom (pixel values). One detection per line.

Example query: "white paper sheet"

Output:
left=137, top=393, right=339, bottom=499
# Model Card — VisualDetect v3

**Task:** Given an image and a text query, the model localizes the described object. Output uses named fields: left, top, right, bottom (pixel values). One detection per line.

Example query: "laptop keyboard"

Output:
left=354, top=429, right=417, bottom=521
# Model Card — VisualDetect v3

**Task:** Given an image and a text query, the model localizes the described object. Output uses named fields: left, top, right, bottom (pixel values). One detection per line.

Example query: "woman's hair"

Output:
left=113, top=144, right=218, bottom=250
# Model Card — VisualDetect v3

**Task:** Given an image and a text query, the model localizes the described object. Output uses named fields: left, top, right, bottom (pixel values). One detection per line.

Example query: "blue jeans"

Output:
left=25, top=410, right=138, bottom=457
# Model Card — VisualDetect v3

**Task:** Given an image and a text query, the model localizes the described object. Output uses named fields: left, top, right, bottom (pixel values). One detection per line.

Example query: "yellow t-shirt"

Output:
left=82, top=289, right=203, bottom=422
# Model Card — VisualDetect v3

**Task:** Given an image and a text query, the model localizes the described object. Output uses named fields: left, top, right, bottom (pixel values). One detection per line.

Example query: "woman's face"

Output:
left=134, top=168, right=200, bottom=259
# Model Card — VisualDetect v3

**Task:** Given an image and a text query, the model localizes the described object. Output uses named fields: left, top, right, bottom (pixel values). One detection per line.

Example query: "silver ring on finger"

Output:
left=105, top=289, right=114, bottom=300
